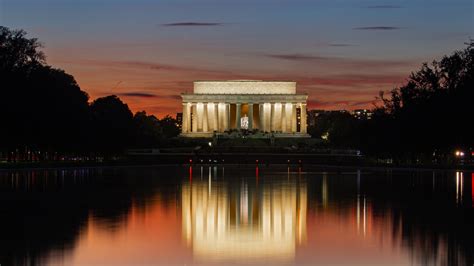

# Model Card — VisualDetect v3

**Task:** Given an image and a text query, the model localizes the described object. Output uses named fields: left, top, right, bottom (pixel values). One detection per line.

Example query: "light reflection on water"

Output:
left=0, top=166, right=472, bottom=265
left=182, top=167, right=306, bottom=263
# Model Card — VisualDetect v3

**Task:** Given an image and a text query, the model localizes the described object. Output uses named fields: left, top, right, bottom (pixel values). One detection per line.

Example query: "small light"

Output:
left=208, top=142, right=212, bottom=147
left=287, top=160, right=290, bottom=163
left=455, top=151, right=460, bottom=156
left=256, top=160, right=259, bottom=163
left=189, top=159, right=192, bottom=163
left=460, top=152, right=465, bottom=157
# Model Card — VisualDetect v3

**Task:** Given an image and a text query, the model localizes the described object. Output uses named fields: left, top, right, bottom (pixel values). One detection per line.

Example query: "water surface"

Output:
left=0, top=165, right=472, bottom=265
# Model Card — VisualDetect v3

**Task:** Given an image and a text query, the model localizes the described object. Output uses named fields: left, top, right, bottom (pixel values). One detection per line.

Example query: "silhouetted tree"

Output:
left=159, top=115, right=180, bottom=138
left=367, top=41, right=474, bottom=156
left=307, top=42, right=473, bottom=161
left=0, top=26, right=182, bottom=158
left=133, top=111, right=162, bottom=147
left=90, top=95, right=134, bottom=152
left=0, top=26, right=90, bottom=152
left=0, top=27, right=45, bottom=71
left=308, top=112, right=361, bottom=148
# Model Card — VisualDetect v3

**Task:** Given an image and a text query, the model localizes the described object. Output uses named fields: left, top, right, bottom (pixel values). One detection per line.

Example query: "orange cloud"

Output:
left=50, top=57, right=415, bottom=117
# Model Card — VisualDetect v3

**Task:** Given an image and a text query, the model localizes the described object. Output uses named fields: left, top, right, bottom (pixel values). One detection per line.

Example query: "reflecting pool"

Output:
left=0, top=165, right=472, bottom=265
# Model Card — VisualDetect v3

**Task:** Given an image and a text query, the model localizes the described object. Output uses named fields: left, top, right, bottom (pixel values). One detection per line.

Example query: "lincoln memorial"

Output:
left=180, top=80, right=309, bottom=138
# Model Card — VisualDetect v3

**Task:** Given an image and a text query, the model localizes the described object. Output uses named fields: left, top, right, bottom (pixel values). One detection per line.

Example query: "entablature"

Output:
left=181, top=94, right=308, bottom=103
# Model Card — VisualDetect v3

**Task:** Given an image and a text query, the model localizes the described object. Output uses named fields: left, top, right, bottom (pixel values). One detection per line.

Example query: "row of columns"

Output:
left=182, top=102, right=307, bottom=134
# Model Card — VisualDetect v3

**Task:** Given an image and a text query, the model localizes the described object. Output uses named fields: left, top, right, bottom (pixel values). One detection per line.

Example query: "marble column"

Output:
left=291, top=103, right=297, bottom=133
left=274, top=103, right=282, bottom=132
left=206, top=102, right=214, bottom=132
left=182, top=103, right=189, bottom=133
left=259, top=103, right=264, bottom=131
left=213, top=103, right=219, bottom=132
left=202, top=103, right=208, bottom=132
left=225, top=103, right=230, bottom=131
left=192, top=103, right=198, bottom=133
left=301, top=103, right=307, bottom=134
left=270, top=103, right=275, bottom=132
left=248, top=103, right=253, bottom=130
left=286, top=103, right=293, bottom=133
left=196, top=103, right=203, bottom=132
left=281, top=103, right=287, bottom=133
left=218, top=103, right=225, bottom=132
left=265, top=103, right=271, bottom=132
left=236, top=103, right=242, bottom=129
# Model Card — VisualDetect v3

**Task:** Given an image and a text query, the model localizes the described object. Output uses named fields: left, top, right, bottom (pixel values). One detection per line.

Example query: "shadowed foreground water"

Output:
left=0, top=165, right=472, bottom=266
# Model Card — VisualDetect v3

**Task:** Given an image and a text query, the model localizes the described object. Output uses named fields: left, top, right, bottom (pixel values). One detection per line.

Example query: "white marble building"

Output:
left=181, top=80, right=309, bottom=137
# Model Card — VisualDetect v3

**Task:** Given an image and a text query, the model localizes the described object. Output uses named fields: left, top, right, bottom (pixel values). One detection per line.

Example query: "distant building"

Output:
left=176, top=112, right=183, bottom=128
left=352, top=109, right=373, bottom=120
left=307, top=110, right=351, bottom=127
left=307, top=110, right=325, bottom=127
left=181, top=80, right=309, bottom=138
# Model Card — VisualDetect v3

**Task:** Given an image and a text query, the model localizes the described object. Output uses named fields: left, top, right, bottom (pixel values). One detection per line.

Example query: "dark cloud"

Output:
left=117, top=92, right=157, bottom=98
left=353, top=26, right=401, bottom=30
left=265, top=53, right=331, bottom=61
left=261, top=53, right=415, bottom=71
left=366, top=5, right=403, bottom=9
left=328, top=43, right=358, bottom=47
left=66, top=59, right=232, bottom=76
left=162, top=22, right=224, bottom=27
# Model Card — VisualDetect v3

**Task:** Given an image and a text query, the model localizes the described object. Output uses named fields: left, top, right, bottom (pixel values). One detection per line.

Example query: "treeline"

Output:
left=309, top=40, right=473, bottom=161
left=1, top=26, right=473, bottom=161
left=0, top=26, right=179, bottom=155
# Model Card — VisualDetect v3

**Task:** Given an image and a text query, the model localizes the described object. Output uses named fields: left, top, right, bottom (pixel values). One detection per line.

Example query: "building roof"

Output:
left=193, top=80, right=297, bottom=95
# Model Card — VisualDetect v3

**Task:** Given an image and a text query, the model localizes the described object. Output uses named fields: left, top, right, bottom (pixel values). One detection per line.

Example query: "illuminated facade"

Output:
left=180, top=80, right=309, bottom=137
left=181, top=175, right=307, bottom=262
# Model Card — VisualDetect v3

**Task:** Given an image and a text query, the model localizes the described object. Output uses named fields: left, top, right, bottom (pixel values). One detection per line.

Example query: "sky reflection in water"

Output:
left=0, top=166, right=472, bottom=265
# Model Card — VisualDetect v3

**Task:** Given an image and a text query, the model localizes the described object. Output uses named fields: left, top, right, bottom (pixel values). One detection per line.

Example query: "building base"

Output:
left=273, top=133, right=311, bottom=138
left=180, top=132, right=310, bottom=139
left=180, top=132, right=214, bottom=138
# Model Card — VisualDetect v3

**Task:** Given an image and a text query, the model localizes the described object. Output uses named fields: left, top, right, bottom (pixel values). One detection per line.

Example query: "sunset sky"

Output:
left=1, top=0, right=472, bottom=117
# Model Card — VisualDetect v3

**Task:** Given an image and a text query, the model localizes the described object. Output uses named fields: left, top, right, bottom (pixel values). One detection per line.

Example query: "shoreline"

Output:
left=0, top=155, right=472, bottom=172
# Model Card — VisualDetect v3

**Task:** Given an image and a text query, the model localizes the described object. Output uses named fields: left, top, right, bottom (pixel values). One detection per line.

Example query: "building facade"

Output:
left=181, top=80, right=309, bottom=137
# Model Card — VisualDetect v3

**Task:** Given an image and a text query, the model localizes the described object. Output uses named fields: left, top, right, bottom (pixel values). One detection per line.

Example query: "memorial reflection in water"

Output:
left=181, top=166, right=307, bottom=262
left=0, top=167, right=472, bottom=265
